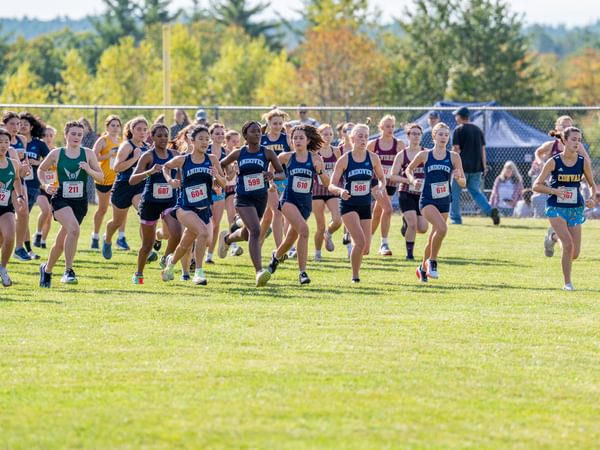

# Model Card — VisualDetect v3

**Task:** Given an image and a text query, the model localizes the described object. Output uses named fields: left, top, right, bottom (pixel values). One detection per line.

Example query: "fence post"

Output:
left=214, top=106, right=220, bottom=121
left=93, top=106, right=98, bottom=133
left=345, top=107, right=350, bottom=123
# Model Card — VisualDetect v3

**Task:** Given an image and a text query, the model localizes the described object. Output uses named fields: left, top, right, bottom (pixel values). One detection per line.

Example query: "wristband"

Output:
left=17, top=195, right=24, bottom=200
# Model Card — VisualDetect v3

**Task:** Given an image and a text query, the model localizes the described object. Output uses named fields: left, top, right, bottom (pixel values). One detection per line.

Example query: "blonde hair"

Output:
left=555, top=115, right=573, bottom=130
left=500, top=160, right=523, bottom=184
left=349, top=123, right=370, bottom=139
left=431, top=122, right=450, bottom=137
left=318, top=123, right=333, bottom=134
left=262, top=108, right=288, bottom=124
left=378, top=114, right=396, bottom=128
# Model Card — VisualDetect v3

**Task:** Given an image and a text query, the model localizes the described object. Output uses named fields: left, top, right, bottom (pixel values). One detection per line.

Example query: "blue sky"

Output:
left=8, top=0, right=600, bottom=27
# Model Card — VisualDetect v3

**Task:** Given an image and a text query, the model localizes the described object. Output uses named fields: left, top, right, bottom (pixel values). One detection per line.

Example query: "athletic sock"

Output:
left=24, top=241, right=32, bottom=252
left=315, top=250, right=321, bottom=258
left=381, top=237, right=388, bottom=245
left=406, top=241, right=415, bottom=259
left=206, top=252, right=213, bottom=260
left=92, top=233, right=99, bottom=239
left=118, top=231, right=125, bottom=238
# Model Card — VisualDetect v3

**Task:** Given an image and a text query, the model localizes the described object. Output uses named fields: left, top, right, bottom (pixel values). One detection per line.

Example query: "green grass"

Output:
left=1, top=208, right=599, bottom=449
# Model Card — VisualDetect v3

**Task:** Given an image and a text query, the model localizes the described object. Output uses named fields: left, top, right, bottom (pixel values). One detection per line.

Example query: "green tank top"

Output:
left=0, top=159, right=16, bottom=207
left=57, top=147, right=88, bottom=199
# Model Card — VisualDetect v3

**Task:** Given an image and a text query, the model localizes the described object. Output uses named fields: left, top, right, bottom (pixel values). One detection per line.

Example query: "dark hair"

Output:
left=2, top=111, right=19, bottom=124
left=405, top=123, right=423, bottom=134
left=291, top=124, right=324, bottom=152
left=190, top=125, right=210, bottom=140
left=549, top=126, right=582, bottom=144
left=105, top=114, right=122, bottom=129
left=64, top=120, right=85, bottom=134
left=125, top=116, right=149, bottom=139
left=522, top=188, right=533, bottom=203
left=209, top=122, right=225, bottom=135
left=19, top=112, right=46, bottom=139
left=174, top=109, right=190, bottom=126
left=241, top=121, right=261, bottom=138
left=151, top=123, right=169, bottom=137
left=0, top=127, right=11, bottom=140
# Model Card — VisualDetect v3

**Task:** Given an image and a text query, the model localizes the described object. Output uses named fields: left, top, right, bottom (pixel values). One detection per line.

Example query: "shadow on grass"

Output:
left=0, top=294, right=63, bottom=304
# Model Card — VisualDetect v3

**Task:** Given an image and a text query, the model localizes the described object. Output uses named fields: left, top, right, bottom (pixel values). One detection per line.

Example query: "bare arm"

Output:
left=314, top=154, right=329, bottom=187
left=450, top=152, right=466, bottom=188
left=209, top=154, right=227, bottom=188
left=82, top=149, right=105, bottom=184
left=328, top=153, right=350, bottom=199
left=129, top=151, right=155, bottom=186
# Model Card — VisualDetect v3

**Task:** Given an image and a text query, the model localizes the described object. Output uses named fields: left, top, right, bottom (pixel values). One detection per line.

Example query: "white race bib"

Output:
left=431, top=181, right=449, bottom=199
left=0, top=189, right=11, bottom=206
left=557, top=187, right=578, bottom=205
left=350, top=180, right=369, bottom=196
left=62, top=181, right=84, bottom=199
left=383, top=166, right=392, bottom=178
left=153, top=183, right=173, bottom=200
left=243, top=174, right=265, bottom=192
left=23, top=169, right=34, bottom=181
left=44, top=171, right=57, bottom=185
left=185, top=183, right=207, bottom=203
left=292, top=176, right=311, bottom=194
left=109, top=148, right=118, bottom=170
left=409, top=179, right=424, bottom=194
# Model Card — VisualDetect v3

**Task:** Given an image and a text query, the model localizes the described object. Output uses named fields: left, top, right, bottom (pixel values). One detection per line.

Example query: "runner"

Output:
left=267, top=124, right=328, bottom=284
left=205, top=122, right=227, bottom=264
left=533, top=126, right=596, bottom=291
left=34, top=125, right=58, bottom=249
left=328, top=124, right=386, bottom=282
left=406, top=122, right=466, bottom=282
left=38, top=120, right=104, bottom=287
left=218, top=121, right=285, bottom=287
left=389, top=123, right=428, bottom=260
left=223, top=129, right=243, bottom=256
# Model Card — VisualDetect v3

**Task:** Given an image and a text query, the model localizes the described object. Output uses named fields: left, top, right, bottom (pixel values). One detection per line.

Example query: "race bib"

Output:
left=292, top=176, right=311, bottom=194
left=557, top=187, right=578, bottom=205
left=243, top=174, right=265, bottom=192
left=109, top=147, right=118, bottom=170
left=0, top=189, right=11, bottom=206
left=62, top=181, right=84, bottom=199
left=44, top=171, right=57, bottom=186
left=153, top=183, right=173, bottom=200
left=350, top=180, right=369, bottom=196
left=185, top=183, right=207, bottom=203
left=23, top=169, right=34, bottom=181
left=409, top=179, right=424, bottom=194
left=383, top=166, right=392, bottom=178
left=431, top=181, right=449, bottom=199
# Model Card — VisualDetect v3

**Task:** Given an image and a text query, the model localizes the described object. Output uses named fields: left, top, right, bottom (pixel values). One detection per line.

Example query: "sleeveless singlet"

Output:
left=57, top=147, right=88, bottom=200
left=547, top=154, right=585, bottom=208
left=342, top=152, right=374, bottom=207
left=236, top=146, right=269, bottom=197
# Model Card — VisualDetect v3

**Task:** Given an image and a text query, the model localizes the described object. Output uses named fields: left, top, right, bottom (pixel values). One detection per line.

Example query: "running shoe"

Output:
left=0, top=266, right=12, bottom=287
left=153, top=240, right=162, bottom=251
left=61, top=268, right=78, bottom=284
left=401, top=217, right=408, bottom=237
left=14, top=247, right=32, bottom=261
left=324, top=231, right=335, bottom=252
left=268, top=252, right=280, bottom=274
left=90, top=237, right=99, bottom=250
left=39, top=263, right=51, bottom=288
left=342, top=232, right=350, bottom=246
left=426, top=259, right=438, bottom=279
left=147, top=251, right=158, bottom=263
left=193, top=269, right=207, bottom=285
left=563, top=283, right=575, bottom=291
left=299, top=271, right=311, bottom=285
left=132, top=273, right=144, bottom=285
left=491, top=208, right=501, bottom=226
left=352, top=277, right=360, bottom=283
left=406, top=255, right=415, bottom=261
left=181, top=273, right=191, bottom=281
left=28, top=251, right=41, bottom=260
left=40, top=242, right=47, bottom=249
left=255, top=269, right=271, bottom=287
left=218, top=230, right=230, bottom=258
left=544, top=227, right=556, bottom=257
left=205, top=256, right=215, bottom=265
left=161, top=255, right=175, bottom=282
left=116, top=236, right=130, bottom=251
left=416, top=265, right=428, bottom=283
left=102, top=238, right=112, bottom=260
left=288, top=247, right=297, bottom=259
left=33, top=233, right=43, bottom=248
left=379, top=243, right=392, bottom=256
left=314, top=252, right=322, bottom=262
left=230, top=244, right=243, bottom=256
left=159, top=255, right=167, bottom=269
left=230, top=215, right=242, bottom=233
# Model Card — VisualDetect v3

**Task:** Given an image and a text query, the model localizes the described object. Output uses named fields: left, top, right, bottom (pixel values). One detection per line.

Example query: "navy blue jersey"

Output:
left=420, top=150, right=453, bottom=207
left=207, top=144, right=226, bottom=161
left=116, top=140, right=148, bottom=184
left=179, top=153, right=213, bottom=209
left=342, top=152, right=373, bottom=206
left=236, top=145, right=269, bottom=196
left=261, top=133, right=290, bottom=155
left=282, top=152, right=315, bottom=213
left=547, top=154, right=585, bottom=208
left=23, top=138, right=50, bottom=188
left=141, top=149, right=177, bottom=204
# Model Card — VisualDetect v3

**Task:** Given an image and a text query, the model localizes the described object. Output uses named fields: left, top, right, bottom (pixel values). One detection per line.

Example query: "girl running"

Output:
left=102, top=116, right=149, bottom=259
left=311, top=124, right=342, bottom=262
left=368, top=115, right=403, bottom=256
left=533, top=126, right=596, bottom=291
left=389, top=123, right=428, bottom=261
left=224, top=130, right=243, bottom=256
left=129, top=123, right=181, bottom=284
left=328, top=123, right=386, bottom=283
left=406, top=122, right=466, bottom=283
left=218, top=121, right=285, bottom=287
left=38, top=120, right=103, bottom=287
left=34, top=125, right=57, bottom=249
left=161, top=125, right=226, bottom=285
left=267, top=125, right=328, bottom=284
left=0, top=128, right=26, bottom=286
left=205, top=122, right=227, bottom=264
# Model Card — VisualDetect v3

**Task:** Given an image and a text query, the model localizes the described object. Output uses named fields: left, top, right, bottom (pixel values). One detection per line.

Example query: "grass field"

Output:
left=1, top=207, right=599, bottom=449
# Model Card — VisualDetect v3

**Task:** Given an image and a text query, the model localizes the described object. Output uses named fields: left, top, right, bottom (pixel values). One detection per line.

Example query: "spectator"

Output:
left=450, top=106, right=500, bottom=225
left=193, top=108, right=208, bottom=127
left=420, top=111, right=440, bottom=149
left=170, top=109, right=190, bottom=139
left=490, top=160, right=524, bottom=216
left=513, top=189, right=534, bottom=218
left=289, top=104, right=319, bottom=128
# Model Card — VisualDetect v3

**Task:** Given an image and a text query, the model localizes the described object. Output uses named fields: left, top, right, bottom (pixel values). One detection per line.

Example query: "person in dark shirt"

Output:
left=450, top=106, right=500, bottom=225
left=420, top=111, right=439, bottom=149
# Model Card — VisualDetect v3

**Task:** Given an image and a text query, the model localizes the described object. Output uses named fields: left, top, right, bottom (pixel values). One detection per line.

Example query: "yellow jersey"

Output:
left=97, top=135, right=120, bottom=186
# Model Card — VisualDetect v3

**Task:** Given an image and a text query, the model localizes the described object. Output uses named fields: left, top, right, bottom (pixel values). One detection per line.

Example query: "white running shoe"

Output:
left=161, top=255, right=175, bottom=281
left=193, top=269, right=207, bottom=285
left=563, top=283, right=575, bottom=291
left=0, top=266, right=12, bottom=287
left=218, top=230, right=230, bottom=258
left=426, top=259, right=439, bottom=279
left=544, top=227, right=556, bottom=257
left=288, top=247, right=297, bottom=259
left=323, top=231, right=335, bottom=252
left=255, top=269, right=271, bottom=287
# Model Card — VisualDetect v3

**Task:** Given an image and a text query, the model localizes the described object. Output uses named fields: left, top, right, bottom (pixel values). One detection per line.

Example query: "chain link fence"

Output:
left=2, top=103, right=599, bottom=215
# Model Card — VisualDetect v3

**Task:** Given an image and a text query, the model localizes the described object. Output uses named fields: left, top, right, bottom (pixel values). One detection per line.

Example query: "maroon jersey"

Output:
left=374, top=138, right=399, bottom=186
left=312, top=146, right=339, bottom=197
left=399, top=148, right=425, bottom=195
left=551, top=139, right=562, bottom=157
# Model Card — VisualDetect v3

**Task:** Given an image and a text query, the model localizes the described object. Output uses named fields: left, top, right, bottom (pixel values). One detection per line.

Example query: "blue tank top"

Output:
left=282, top=153, right=315, bottom=206
left=116, top=139, right=148, bottom=183
left=24, top=138, right=50, bottom=188
left=179, top=153, right=213, bottom=209
left=261, top=133, right=290, bottom=155
left=141, top=149, right=176, bottom=204
left=342, top=152, right=373, bottom=206
left=236, top=145, right=269, bottom=196
left=547, top=154, right=585, bottom=208
left=421, top=150, right=453, bottom=205
left=207, top=144, right=226, bottom=161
